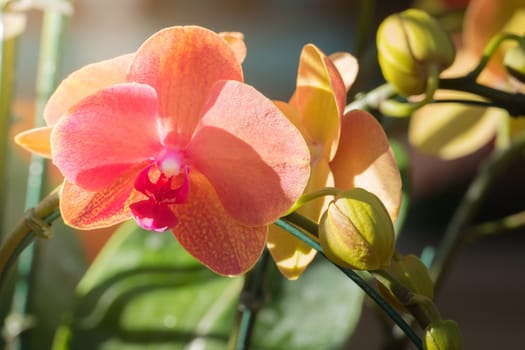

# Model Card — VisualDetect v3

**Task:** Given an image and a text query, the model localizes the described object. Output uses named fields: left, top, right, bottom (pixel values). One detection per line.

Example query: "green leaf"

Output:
left=53, top=221, right=364, bottom=350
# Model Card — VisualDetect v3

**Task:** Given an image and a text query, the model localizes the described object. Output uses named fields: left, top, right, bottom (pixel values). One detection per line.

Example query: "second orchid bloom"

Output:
left=267, top=44, right=402, bottom=279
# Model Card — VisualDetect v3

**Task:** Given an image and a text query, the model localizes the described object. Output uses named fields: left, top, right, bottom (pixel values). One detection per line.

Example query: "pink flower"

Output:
left=16, top=26, right=310, bottom=275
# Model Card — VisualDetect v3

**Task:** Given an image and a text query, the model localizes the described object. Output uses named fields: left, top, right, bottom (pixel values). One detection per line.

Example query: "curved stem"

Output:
left=285, top=187, right=341, bottom=215
left=467, top=32, right=523, bottom=80
left=429, top=132, right=525, bottom=291
left=275, top=217, right=423, bottom=350
left=0, top=188, right=61, bottom=292
left=439, top=77, right=525, bottom=116
left=228, top=250, right=270, bottom=350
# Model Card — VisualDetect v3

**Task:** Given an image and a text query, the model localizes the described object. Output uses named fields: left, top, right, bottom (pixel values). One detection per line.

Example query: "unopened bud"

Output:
left=377, top=254, right=434, bottom=311
left=424, top=319, right=463, bottom=350
left=319, top=188, right=395, bottom=270
left=504, top=42, right=525, bottom=83
left=377, top=8, right=455, bottom=96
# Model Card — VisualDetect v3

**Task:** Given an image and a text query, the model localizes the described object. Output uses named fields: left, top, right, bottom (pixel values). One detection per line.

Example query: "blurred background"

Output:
left=3, top=0, right=525, bottom=349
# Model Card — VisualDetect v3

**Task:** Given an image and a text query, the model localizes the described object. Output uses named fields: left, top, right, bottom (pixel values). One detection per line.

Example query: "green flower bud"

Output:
left=377, top=254, right=434, bottom=312
left=319, top=188, right=395, bottom=270
left=424, top=319, right=463, bottom=350
left=377, top=8, right=455, bottom=96
left=504, top=42, right=525, bottom=83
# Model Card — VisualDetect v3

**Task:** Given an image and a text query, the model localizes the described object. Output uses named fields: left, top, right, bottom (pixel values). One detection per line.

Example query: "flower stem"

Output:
left=228, top=249, right=270, bottom=350
left=466, top=32, right=523, bottom=80
left=429, top=132, right=525, bottom=291
left=0, top=188, right=60, bottom=293
left=9, top=7, right=69, bottom=349
left=465, top=210, right=525, bottom=240
left=0, top=34, right=18, bottom=233
left=285, top=187, right=341, bottom=215
left=275, top=217, right=423, bottom=350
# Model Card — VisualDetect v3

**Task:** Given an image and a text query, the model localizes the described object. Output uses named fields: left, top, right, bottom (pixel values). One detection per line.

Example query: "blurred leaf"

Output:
left=53, top=221, right=365, bottom=349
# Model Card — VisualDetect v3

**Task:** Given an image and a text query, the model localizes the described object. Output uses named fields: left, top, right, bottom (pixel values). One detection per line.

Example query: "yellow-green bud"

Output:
left=504, top=42, right=525, bottom=83
left=319, top=188, right=395, bottom=270
left=424, top=320, right=463, bottom=350
left=377, top=8, right=455, bottom=96
left=377, top=254, right=434, bottom=312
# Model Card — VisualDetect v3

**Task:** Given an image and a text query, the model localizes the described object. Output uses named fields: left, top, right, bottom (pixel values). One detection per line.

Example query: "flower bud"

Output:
left=423, top=319, right=463, bottom=350
left=377, top=8, right=455, bottom=96
left=319, top=188, right=395, bottom=270
left=504, top=42, right=525, bottom=83
left=377, top=254, right=434, bottom=312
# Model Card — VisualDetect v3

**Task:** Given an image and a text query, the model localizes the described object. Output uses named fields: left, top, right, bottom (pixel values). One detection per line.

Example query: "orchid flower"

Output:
left=15, top=26, right=311, bottom=276
left=410, top=0, right=525, bottom=159
left=267, top=44, right=402, bottom=279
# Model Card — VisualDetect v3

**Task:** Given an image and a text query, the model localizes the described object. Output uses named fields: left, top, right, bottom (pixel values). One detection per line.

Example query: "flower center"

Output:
left=130, top=152, right=189, bottom=232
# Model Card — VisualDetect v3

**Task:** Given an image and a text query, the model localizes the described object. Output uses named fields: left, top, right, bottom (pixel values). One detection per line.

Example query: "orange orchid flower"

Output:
left=267, top=44, right=402, bottom=279
left=410, top=0, right=525, bottom=159
left=15, top=26, right=311, bottom=276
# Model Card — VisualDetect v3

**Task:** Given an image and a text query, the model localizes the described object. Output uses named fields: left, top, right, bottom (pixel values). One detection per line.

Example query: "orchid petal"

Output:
left=172, top=171, right=267, bottom=276
left=59, top=162, right=148, bottom=229
left=295, top=44, right=346, bottom=160
left=44, top=54, right=132, bottom=126
left=188, top=80, right=310, bottom=226
left=128, top=26, right=243, bottom=147
left=52, top=83, right=162, bottom=190
left=409, top=90, right=504, bottom=160
left=329, top=52, right=358, bottom=92
left=14, top=126, right=53, bottom=158
left=219, top=31, right=247, bottom=64
left=330, top=110, right=402, bottom=221
left=267, top=160, right=334, bottom=279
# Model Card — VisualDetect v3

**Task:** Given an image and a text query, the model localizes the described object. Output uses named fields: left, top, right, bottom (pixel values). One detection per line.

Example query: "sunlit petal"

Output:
left=128, top=26, right=243, bottom=147
left=330, top=110, right=402, bottom=220
left=172, top=171, right=267, bottom=276
left=44, top=54, right=132, bottom=126
left=188, top=80, right=310, bottom=226
left=52, top=83, right=162, bottom=190
left=14, top=126, right=53, bottom=158
left=295, top=44, right=346, bottom=160
left=329, top=52, right=358, bottom=92
left=409, top=90, right=504, bottom=160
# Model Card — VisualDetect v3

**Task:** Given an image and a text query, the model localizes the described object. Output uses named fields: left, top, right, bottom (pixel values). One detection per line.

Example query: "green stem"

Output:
left=0, top=34, right=18, bottom=233
left=429, top=132, right=525, bottom=291
left=465, top=210, right=525, bottom=241
left=467, top=32, right=522, bottom=80
left=228, top=250, right=270, bottom=350
left=371, top=269, right=441, bottom=329
left=10, top=7, right=69, bottom=349
left=275, top=217, right=423, bottom=350
left=439, top=77, right=525, bottom=116
left=0, top=189, right=60, bottom=293
left=285, top=187, right=341, bottom=215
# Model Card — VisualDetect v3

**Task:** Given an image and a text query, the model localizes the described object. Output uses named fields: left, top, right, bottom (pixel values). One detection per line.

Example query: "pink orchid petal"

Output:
left=330, top=110, right=402, bottom=220
left=14, top=126, right=53, bottom=158
left=130, top=200, right=178, bottom=232
left=60, top=162, right=148, bottom=229
left=44, top=54, right=133, bottom=126
left=188, top=80, right=310, bottom=226
left=51, top=83, right=163, bottom=190
left=219, top=31, right=247, bottom=64
left=128, top=26, right=243, bottom=147
left=172, top=171, right=267, bottom=276
left=295, top=44, right=346, bottom=160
